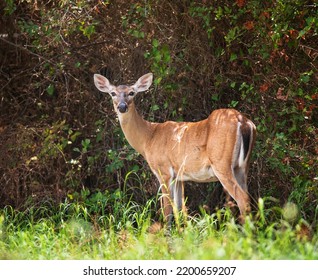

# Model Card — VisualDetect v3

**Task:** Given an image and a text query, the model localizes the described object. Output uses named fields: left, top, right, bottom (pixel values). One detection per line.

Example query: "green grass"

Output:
left=0, top=192, right=317, bottom=260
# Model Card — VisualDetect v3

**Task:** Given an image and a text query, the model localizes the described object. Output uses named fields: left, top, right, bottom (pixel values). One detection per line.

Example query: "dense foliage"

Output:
left=0, top=0, right=317, bottom=228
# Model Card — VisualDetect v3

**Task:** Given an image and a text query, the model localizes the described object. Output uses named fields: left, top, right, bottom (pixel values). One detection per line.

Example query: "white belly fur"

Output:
left=177, top=166, right=219, bottom=183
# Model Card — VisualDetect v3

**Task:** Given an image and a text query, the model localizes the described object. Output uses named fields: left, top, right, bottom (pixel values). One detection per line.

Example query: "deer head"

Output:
left=93, top=73, right=153, bottom=114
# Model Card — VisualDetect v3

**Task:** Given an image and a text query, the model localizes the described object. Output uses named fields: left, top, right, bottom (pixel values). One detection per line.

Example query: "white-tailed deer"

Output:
left=94, top=73, right=256, bottom=224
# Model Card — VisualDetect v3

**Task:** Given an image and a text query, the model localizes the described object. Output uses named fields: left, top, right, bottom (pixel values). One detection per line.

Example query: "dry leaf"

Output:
left=276, top=87, right=288, bottom=101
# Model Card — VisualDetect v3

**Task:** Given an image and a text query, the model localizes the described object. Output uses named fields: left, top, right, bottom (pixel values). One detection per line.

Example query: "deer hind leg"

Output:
left=234, top=166, right=247, bottom=191
left=213, top=167, right=250, bottom=218
left=224, top=167, right=247, bottom=215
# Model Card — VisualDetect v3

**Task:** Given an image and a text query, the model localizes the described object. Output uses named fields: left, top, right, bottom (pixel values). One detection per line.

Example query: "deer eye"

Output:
left=110, top=92, right=116, bottom=97
left=128, top=91, right=135, bottom=96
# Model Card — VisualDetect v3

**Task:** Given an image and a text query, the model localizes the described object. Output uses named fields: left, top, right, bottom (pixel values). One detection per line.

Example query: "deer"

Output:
left=94, top=72, right=256, bottom=225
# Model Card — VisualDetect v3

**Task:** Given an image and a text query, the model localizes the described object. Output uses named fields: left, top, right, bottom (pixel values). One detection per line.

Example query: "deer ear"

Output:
left=133, top=73, right=153, bottom=92
left=94, top=74, right=114, bottom=93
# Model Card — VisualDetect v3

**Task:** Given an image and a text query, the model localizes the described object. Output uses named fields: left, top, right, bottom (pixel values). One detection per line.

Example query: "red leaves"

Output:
left=276, top=87, right=288, bottom=101
left=259, top=83, right=270, bottom=93
left=244, top=21, right=254, bottom=30
left=269, top=49, right=290, bottom=63
left=260, top=12, right=270, bottom=20
left=311, top=93, right=318, bottom=100
left=295, top=95, right=317, bottom=119
left=236, top=0, right=246, bottom=8
left=289, top=29, right=299, bottom=40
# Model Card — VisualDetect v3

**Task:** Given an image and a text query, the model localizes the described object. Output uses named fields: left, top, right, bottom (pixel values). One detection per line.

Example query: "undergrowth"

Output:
left=0, top=190, right=317, bottom=260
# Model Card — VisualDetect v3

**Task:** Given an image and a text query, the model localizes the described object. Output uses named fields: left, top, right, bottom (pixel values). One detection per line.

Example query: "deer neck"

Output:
left=117, top=102, right=154, bottom=157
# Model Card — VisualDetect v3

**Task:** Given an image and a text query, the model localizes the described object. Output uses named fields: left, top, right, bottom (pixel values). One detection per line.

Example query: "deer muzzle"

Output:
left=117, top=102, right=128, bottom=113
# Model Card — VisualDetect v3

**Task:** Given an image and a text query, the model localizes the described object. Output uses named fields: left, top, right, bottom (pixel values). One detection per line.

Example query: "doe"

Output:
left=94, top=73, right=256, bottom=224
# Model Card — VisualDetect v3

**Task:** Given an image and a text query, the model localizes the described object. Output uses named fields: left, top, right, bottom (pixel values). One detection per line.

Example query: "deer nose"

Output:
left=117, top=102, right=128, bottom=113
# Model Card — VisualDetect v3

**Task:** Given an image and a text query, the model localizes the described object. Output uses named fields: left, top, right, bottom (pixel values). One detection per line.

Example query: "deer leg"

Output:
left=234, top=166, right=247, bottom=192
left=213, top=167, right=250, bottom=219
left=172, top=180, right=185, bottom=212
left=224, top=190, right=236, bottom=210
left=161, top=184, right=173, bottom=225
left=154, top=169, right=186, bottom=227
left=156, top=173, right=174, bottom=226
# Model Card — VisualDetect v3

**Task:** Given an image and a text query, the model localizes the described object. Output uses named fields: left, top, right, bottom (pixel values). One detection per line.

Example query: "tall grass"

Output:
left=0, top=190, right=317, bottom=260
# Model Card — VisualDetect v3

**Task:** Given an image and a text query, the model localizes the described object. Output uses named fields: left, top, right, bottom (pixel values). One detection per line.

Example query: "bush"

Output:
left=0, top=0, right=317, bottom=224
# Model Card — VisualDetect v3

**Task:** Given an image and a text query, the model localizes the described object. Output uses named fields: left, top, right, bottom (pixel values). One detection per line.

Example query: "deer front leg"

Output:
left=154, top=169, right=174, bottom=227
left=159, top=179, right=174, bottom=226
left=172, top=180, right=185, bottom=212
left=147, top=176, right=173, bottom=235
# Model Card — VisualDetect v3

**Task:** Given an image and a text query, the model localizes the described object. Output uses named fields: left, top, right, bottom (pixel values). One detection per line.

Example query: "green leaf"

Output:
left=229, top=100, right=239, bottom=108
left=154, top=77, right=162, bottom=85
left=211, top=93, right=219, bottom=101
left=152, top=39, right=159, bottom=48
left=230, top=53, right=237, bottom=61
left=151, top=104, right=160, bottom=111
left=46, top=84, right=54, bottom=96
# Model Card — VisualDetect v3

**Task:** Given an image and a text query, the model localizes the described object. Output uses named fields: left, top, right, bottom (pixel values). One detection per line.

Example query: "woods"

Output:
left=0, top=0, right=317, bottom=229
